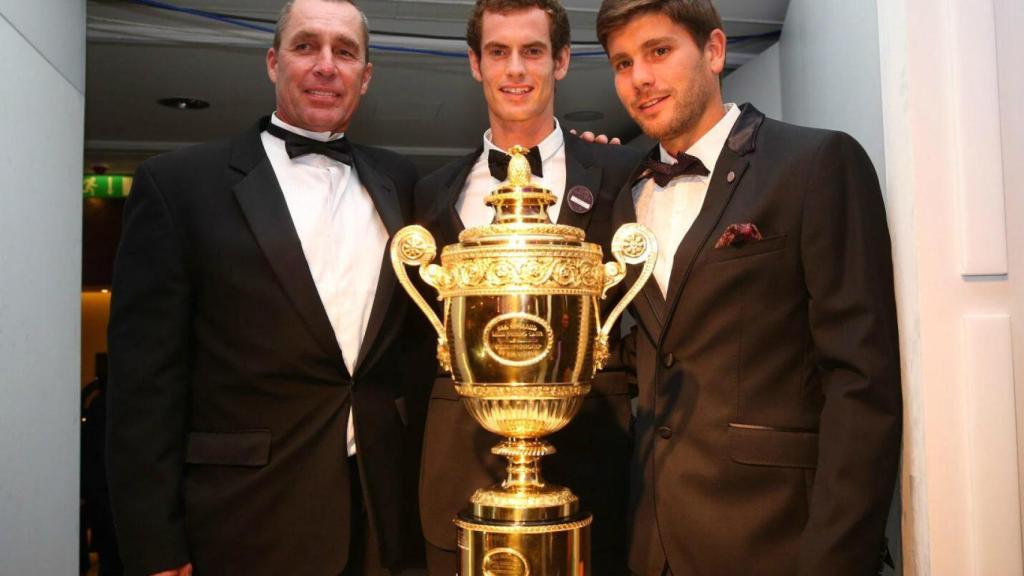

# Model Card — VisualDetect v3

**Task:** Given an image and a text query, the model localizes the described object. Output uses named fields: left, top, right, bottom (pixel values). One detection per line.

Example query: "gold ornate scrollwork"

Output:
left=390, top=225, right=451, bottom=372
left=594, top=224, right=658, bottom=370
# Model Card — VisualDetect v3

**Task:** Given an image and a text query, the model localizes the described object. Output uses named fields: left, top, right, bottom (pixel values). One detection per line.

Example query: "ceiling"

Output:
left=84, top=0, right=788, bottom=174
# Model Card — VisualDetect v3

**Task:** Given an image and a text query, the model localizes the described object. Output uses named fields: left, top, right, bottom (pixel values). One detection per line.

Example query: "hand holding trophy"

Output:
left=392, top=146, right=656, bottom=575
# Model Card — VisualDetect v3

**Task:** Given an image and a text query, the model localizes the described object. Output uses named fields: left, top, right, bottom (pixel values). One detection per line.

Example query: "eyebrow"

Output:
left=482, top=40, right=548, bottom=51
left=290, top=30, right=362, bottom=53
left=610, top=34, right=677, bottom=60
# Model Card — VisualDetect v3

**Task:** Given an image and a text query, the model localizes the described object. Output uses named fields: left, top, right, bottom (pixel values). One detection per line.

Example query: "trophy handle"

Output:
left=390, top=225, right=452, bottom=372
left=594, top=224, right=658, bottom=369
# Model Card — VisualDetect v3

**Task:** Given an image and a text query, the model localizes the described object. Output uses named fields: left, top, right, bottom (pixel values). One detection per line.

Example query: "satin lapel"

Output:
left=352, top=150, right=404, bottom=375
left=556, top=134, right=599, bottom=230
left=611, top=163, right=664, bottom=343
left=660, top=151, right=750, bottom=338
left=441, top=151, right=478, bottom=241
left=659, top=104, right=764, bottom=337
left=232, top=149, right=348, bottom=375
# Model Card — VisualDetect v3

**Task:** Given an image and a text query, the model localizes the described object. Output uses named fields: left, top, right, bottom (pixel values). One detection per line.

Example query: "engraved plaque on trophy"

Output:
left=391, top=146, right=657, bottom=575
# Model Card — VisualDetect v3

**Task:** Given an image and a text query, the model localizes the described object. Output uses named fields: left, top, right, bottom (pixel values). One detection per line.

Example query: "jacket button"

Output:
left=657, top=426, right=672, bottom=439
left=662, top=353, right=675, bottom=368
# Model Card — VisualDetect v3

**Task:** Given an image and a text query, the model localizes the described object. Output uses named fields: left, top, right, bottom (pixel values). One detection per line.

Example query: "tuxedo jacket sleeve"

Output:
left=796, top=130, right=902, bottom=574
left=107, top=158, right=194, bottom=574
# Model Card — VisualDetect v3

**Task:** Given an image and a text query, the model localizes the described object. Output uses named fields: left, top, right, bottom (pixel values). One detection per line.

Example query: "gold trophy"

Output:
left=391, top=146, right=656, bottom=575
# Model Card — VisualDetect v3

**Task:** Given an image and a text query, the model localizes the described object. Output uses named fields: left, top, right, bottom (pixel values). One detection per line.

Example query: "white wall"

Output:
left=0, top=1, right=86, bottom=573
left=875, top=0, right=1023, bottom=573
left=779, top=0, right=886, bottom=182
left=722, top=42, right=782, bottom=121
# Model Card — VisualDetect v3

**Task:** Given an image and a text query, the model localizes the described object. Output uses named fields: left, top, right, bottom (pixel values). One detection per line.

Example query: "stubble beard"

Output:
left=634, top=67, right=714, bottom=151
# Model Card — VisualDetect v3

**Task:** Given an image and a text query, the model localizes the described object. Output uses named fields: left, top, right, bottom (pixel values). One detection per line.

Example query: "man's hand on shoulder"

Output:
left=569, top=128, right=621, bottom=145
left=151, top=563, right=192, bottom=576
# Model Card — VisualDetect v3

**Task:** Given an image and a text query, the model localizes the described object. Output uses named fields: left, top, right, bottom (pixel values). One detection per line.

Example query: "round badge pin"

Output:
left=566, top=185, right=594, bottom=214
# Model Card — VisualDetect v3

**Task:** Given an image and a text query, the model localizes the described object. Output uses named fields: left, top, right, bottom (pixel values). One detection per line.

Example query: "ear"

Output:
left=266, top=47, right=279, bottom=84
left=468, top=48, right=483, bottom=82
left=705, top=28, right=727, bottom=75
left=360, top=62, right=374, bottom=95
left=553, top=45, right=570, bottom=81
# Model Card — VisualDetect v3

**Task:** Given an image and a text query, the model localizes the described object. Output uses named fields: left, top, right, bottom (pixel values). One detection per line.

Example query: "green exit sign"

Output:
left=83, top=175, right=133, bottom=198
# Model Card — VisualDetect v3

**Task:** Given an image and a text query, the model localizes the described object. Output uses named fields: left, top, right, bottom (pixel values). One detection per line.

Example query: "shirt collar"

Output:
left=659, top=103, right=741, bottom=172
left=482, top=118, right=564, bottom=163
left=270, top=112, right=345, bottom=142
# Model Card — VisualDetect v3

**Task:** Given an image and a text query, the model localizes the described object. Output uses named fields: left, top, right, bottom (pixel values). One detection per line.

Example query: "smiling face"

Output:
left=605, top=10, right=725, bottom=153
left=469, top=7, right=569, bottom=147
left=266, top=0, right=372, bottom=133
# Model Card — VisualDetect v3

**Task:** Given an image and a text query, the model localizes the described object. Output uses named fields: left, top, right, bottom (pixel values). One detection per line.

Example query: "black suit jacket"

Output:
left=107, top=117, right=424, bottom=576
left=413, top=130, right=643, bottom=575
left=616, top=104, right=902, bottom=576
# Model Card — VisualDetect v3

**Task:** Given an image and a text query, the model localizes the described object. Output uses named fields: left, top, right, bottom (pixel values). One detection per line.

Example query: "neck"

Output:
left=489, top=113, right=555, bottom=151
left=662, top=99, right=727, bottom=156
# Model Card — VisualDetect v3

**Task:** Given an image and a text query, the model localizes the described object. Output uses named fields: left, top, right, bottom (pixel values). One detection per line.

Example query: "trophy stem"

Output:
left=492, top=438, right=556, bottom=492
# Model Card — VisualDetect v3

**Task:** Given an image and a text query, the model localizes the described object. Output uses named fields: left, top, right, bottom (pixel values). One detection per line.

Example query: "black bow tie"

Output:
left=488, top=146, right=543, bottom=182
left=643, top=152, right=709, bottom=187
left=266, top=122, right=353, bottom=165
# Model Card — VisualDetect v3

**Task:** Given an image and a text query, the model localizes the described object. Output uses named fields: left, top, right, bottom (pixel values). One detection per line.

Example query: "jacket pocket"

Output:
left=185, top=430, right=271, bottom=467
left=707, top=234, right=787, bottom=264
left=727, top=423, right=818, bottom=469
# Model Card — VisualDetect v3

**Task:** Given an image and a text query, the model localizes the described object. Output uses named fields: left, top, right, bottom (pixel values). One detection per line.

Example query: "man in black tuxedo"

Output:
left=413, top=1, right=642, bottom=574
left=107, top=1, right=425, bottom=574
left=595, top=1, right=902, bottom=575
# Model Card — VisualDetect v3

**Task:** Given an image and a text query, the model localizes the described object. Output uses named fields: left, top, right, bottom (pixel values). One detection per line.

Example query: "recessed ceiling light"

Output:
left=564, top=110, right=604, bottom=122
left=158, top=97, right=210, bottom=110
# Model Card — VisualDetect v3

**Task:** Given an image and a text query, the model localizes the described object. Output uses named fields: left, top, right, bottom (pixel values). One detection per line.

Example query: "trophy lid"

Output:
left=458, top=145, right=584, bottom=244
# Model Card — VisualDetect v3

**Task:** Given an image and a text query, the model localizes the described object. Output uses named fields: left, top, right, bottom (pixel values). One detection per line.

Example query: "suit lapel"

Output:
left=230, top=123, right=348, bottom=375
left=440, top=150, right=478, bottom=240
left=661, top=104, right=765, bottom=339
left=352, top=149, right=405, bottom=375
left=557, top=132, right=599, bottom=230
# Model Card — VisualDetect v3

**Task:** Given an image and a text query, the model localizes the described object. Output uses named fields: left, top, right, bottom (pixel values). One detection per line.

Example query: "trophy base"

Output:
left=454, top=510, right=591, bottom=576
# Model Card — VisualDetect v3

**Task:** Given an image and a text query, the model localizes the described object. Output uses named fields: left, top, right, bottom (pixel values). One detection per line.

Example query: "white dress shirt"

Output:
left=633, top=103, right=741, bottom=298
left=456, top=119, right=567, bottom=228
left=261, top=112, right=389, bottom=456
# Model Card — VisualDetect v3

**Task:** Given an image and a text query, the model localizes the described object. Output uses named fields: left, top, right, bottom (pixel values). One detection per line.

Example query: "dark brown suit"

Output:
left=107, top=117, right=425, bottom=576
left=617, top=105, right=902, bottom=576
left=414, top=131, right=643, bottom=576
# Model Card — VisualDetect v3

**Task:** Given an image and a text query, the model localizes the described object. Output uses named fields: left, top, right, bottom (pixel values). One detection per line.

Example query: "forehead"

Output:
left=282, top=0, right=364, bottom=43
left=480, top=7, right=552, bottom=45
left=607, top=11, right=691, bottom=52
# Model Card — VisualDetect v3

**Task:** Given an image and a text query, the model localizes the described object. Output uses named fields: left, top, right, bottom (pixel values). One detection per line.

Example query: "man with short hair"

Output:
left=595, top=1, right=902, bottom=574
left=107, top=1, right=424, bottom=574
left=414, top=1, right=642, bottom=574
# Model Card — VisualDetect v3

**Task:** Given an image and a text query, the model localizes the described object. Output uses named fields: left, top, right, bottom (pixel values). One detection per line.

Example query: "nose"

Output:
left=313, top=46, right=337, bottom=77
left=630, top=59, right=654, bottom=91
left=506, top=51, right=526, bottom=77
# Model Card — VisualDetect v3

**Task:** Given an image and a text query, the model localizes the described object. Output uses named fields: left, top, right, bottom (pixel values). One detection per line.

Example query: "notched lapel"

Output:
left=659, top=104, right=765, bottom=334
left=442, top=153, right=478, bottom=240
left=232, top=157, right=348, bottom=374
left=557, top=136, right=599, bottom=231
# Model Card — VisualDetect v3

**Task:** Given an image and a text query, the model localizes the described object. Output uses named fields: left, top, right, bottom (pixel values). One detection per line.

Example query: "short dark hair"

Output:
left=466, top=0, right=571, bottom=57
left=273, top=0, right=371, bottom=62
left=596, top=0, right=723, bottom=52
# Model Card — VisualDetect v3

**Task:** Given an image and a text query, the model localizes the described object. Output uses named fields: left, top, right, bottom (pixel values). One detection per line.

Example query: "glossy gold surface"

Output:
left=391, top=145, right=656, bottom=575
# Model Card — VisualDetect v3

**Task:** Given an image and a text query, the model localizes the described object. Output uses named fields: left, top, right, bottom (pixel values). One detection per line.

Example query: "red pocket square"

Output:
left=714, top=223, right=763, bottom=249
